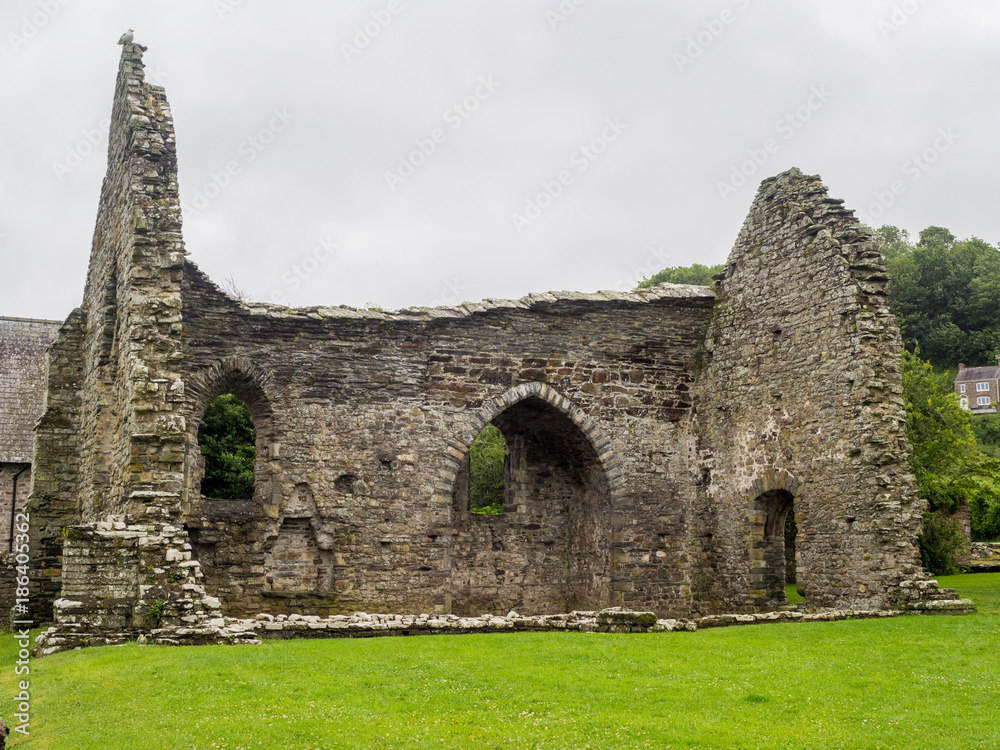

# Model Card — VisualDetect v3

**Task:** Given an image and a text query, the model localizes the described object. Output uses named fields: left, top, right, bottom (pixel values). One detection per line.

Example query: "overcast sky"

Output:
left=1, top=1, right=998, bottom=322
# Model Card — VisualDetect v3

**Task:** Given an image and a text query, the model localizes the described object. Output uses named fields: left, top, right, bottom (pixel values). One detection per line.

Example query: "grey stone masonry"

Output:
left=27, top=44, right=974, bottom=649
left=0, top=317, right=60, bottom=463
left=692, top=170, right=927, bottom=613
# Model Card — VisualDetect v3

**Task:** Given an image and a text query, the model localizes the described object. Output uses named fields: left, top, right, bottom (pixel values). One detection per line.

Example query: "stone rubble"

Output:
left=968, top=542, right=1000, bottom=572
left=39, top=601, right=972, bottom=657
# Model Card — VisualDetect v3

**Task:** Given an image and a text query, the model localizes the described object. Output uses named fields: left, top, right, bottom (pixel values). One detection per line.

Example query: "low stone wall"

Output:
left=969, top=542, right=1000, bottom=572
left=35, top=606, right=908, bottom=655
left=31, top=519, right=977, bottom=656
left=45, top=521, right=223, bottom=645
left=34, top=596, right=977, bottom=656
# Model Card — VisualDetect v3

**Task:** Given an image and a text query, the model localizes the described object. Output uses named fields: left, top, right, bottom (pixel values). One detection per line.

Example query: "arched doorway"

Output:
left=750, top=488, right=796, bottom=608
left=448, top=384, right=618, bottom=615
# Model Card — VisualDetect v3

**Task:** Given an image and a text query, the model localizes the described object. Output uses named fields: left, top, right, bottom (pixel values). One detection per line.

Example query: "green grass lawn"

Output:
left=785, top=583, right=804, bottom=604
left=3, top=573, right=998, bottom=749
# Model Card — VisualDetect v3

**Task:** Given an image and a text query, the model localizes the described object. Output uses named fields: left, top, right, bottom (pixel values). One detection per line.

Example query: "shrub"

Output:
left=971, top=488, right=1000, bottom=541
left=918, top=511, right=967, bottom=575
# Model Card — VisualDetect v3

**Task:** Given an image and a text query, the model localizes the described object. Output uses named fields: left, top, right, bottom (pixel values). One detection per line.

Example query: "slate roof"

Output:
left=955, top=366, right=1000, bottom=383
left=0, top=317, right=61, bottom=464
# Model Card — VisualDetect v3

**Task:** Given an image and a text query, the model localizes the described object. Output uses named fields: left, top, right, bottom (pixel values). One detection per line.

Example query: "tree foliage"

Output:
left=198, top=393, right=256, bottom=499
left=637, top=263, right=722, bottom=289
left=902, top=349, right=1000, bottom=568
left=970, top=414, right=1000, bottom=540
left=878, top=225, right=1000, bottom=367
left=902, top=349, right=984, bottom=512
left=470, top=424, right=505, bottom=514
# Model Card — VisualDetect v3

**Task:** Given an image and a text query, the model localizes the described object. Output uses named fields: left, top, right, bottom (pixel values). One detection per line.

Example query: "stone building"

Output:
left=955, top=360, right=1000, bottom=413
left=1, top=316, right=60, bottom=619
left=0, top=317, right=60, bottom=549
left=26, top=45, right=961, bottom=641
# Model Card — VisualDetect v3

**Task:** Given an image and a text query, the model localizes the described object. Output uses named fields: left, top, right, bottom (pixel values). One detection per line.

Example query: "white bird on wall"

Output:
left=118, top=29, right=134, bottom=45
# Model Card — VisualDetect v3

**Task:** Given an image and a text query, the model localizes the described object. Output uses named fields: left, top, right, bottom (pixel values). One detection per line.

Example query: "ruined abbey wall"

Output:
left=691, top=175, right=923, bottom=613
left=27, top=45, right=938, bottom=634
left=175, top=260, right=714, bottom=618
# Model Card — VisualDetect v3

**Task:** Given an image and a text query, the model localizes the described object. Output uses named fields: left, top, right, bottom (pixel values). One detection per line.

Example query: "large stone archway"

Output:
left=445, top=382, right=623, bottom=615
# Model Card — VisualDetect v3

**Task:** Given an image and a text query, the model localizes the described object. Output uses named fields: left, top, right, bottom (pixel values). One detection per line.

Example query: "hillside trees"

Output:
left=901, top=349, right=1000, bottom=570
left=469, top=424, right=505, bottom=514
left=877, top=226, right=1000, bottom=367
left=637, top=263, right=722, bottom=288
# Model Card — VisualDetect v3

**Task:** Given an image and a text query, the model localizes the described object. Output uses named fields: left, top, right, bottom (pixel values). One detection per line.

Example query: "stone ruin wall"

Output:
left=26, top=45, right=956, bottom=642
left=178, top=264, right=714, bottom=619
left=692, top=172, right=925, bottom=613
left=28, top=48, right=188, bottom=623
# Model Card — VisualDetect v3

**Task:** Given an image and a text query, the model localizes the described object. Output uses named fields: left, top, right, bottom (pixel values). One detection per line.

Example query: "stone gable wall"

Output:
left=692, top=170, right=923, bottom=612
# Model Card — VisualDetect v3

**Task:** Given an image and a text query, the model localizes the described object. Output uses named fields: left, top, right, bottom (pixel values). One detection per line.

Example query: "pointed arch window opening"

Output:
left=468, top=423, right=508, bottom=516
left=196, top=392, right=257, bottom=500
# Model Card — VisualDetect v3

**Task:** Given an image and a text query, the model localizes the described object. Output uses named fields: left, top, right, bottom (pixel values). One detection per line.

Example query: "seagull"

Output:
left=118, top=29, right=134, bottom=45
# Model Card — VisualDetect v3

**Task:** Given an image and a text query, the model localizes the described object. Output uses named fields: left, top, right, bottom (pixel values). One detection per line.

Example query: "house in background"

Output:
left=0, top=317, right=61, bottom=551
left=955, top=358, right=1000, bottom=414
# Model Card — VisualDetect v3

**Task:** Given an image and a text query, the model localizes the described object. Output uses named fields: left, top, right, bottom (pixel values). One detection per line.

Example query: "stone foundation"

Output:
left=968, top=542, right=1000, bottom=572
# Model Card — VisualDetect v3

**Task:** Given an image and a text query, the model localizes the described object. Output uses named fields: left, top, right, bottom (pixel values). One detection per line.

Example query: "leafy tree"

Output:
left=971, top=413, right=1000, bottom=461
left=903, top=349, right=983, bottom=512
left=877, top=224, right=1000, bottom=367
left=901, top=349, right=1000, bottom=567
left=969, top=414, right=1000, bottom=541
left=872, top=225, right=913, bottom=262
left=469, top=424, right=505, bottom=514
left=198, top=393, right=256, bottom=499
left=637, top=263, right=723, bottom=289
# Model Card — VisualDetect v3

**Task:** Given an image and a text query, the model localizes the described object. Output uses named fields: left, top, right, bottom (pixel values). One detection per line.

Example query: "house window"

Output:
left=959, top=384, right=966, bottom=393
left=977, top=382, right=990, bottom=392
left=977, top=396, right=991, bottom=407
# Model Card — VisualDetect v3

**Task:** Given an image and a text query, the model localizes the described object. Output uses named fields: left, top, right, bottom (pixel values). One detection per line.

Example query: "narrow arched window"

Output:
left=469, top=424, right=505, bottom=515
left=197, top=393, right=256, bottom=499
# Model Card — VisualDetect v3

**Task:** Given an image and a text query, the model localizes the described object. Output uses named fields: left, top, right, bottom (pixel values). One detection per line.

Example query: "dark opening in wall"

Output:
left=450, top=390, right=615, bottom=615
left=197, top=393, right=256, bottom=500
left=469, top=424, right=506, bottom=515
left=751, top=488, right=796, bottom=608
